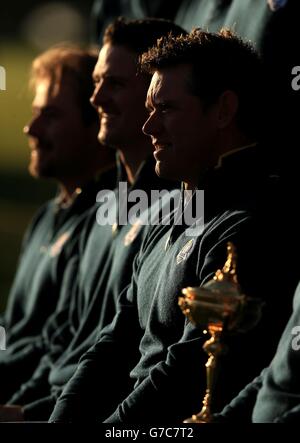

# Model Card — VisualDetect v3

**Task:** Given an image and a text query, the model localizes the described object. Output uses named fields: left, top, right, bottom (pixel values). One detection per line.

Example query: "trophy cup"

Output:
left=178, top=242, right=264, bottom=423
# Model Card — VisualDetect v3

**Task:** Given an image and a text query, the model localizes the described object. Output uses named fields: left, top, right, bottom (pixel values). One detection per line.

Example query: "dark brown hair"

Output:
left=140, top=28, right=266, bottom=138
left=103, top=17, right=187, bottom=59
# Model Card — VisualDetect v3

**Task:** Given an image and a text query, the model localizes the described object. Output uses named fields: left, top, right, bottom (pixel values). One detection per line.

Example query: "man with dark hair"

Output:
left=48, top=29, right=299, bottom=423
left=141, top=27, right=265, bottom=184
left=0, top=18, right=185, bottom=422
left=0, top=46, right=116, bottom=402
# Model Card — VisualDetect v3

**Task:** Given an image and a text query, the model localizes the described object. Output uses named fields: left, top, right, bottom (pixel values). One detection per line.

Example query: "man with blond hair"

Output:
left=0, top=46, right=116, bottom=401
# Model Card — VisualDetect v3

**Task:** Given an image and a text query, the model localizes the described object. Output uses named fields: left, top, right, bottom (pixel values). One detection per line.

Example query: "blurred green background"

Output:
left=0, top=1, right=94, bottom=312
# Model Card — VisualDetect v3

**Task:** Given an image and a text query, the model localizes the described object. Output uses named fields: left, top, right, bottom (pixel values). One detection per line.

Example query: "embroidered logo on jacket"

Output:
left=50, top=232, right=71, bottom=257
left=124, top=221, right=142, bottom=246
left=176, top=239, right=195, bottom=264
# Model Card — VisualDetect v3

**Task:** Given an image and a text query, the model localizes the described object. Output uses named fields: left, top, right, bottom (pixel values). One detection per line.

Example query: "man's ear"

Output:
left=216, top=90, right=239, bottom=129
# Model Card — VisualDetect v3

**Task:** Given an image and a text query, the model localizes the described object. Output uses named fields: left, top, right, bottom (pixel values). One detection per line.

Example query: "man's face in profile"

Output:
left=25, top=77, right=100, bottom=180
left=91, top=43, right=149, bottom=151
left=143, top=65, right=220, bottom=185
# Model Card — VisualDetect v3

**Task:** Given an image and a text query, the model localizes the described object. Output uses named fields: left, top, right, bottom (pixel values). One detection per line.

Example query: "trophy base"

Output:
left=183, top=413, right=211, bottom=424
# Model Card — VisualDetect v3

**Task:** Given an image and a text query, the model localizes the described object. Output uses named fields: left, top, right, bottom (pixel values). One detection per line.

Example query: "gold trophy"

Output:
left=178, top=242, right=264, bottom=423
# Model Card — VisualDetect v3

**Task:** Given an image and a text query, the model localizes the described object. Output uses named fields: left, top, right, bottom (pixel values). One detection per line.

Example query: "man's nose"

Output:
left=142, top=111, right=161, bottom=137
left=90, top=81, right=108, bottom=109
left=23, top=125, right=30, bottom=136
left=23, top=116, right=42, bottom=138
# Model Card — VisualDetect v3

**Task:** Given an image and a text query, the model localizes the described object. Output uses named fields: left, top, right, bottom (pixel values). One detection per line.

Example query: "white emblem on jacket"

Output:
left=176, top=239, right=195, bottom=264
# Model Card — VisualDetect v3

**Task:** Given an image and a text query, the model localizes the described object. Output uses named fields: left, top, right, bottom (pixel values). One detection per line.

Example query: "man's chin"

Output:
left=98, top=132, right=119, bottom=149
left=155, top=161, right=168, bottom=179
left=28, top=161, right=40, bottom=178
left=155, top=161, right=179, bottom=182
left=28, top=161, right=53, bottom=179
